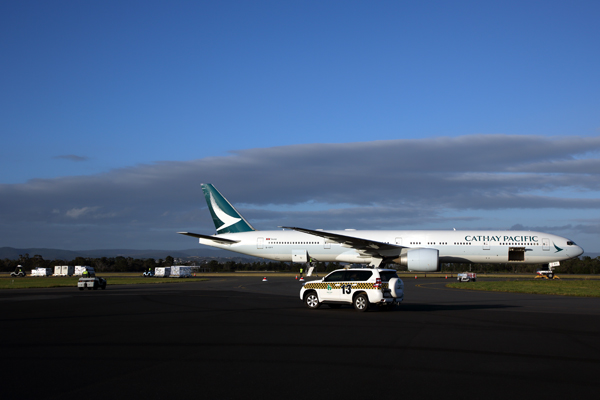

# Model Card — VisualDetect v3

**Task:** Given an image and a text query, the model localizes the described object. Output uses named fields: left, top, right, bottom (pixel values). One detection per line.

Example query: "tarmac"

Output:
left=1, top=276, right=599, bottom=399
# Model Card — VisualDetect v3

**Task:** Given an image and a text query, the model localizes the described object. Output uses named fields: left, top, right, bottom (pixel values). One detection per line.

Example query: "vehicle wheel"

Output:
left=472, top=278, right=477, bottom=282
left=87, top=286, right=92, bottom=290
left=327, top=304, right=341, bottom=309
left=304, top=292, right=320, bottom=309
left=353, top=294, right=369, bottom=312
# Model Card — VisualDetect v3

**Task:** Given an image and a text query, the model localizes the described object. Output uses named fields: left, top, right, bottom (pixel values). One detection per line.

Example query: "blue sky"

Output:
left=1, top=1, right=599, bottom=252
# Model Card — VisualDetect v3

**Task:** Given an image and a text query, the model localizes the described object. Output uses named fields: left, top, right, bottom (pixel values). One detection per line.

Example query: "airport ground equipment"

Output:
left=31, top=267, right=53, bottom=276
left=10, top=265, right=26, bottom=277
left=154, top=267, right=170, bottom=277
left=142, top=270, right=154, bottom=277
left=535, top=262, right=561, bottom=280
left=170, top=266, right=192, bottom=278
left=457, top=272, right=477, bottom=282
left=74, top=266, right=92, bottom=276
left=300, top=267, right=404, bottom=312
left=53, top=265, right=74, bottom=276
left=77, top=267, right=107, bottom=290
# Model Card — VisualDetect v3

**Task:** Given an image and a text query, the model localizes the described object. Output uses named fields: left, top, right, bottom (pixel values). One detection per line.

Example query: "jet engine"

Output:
left=394, top=248, right=440, bottom=272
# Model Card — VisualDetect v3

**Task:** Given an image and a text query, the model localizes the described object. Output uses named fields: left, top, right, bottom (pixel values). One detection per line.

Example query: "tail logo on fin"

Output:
left=209, top=193, right=242, bottom=231
left=202, top=183, right=255, bottom=233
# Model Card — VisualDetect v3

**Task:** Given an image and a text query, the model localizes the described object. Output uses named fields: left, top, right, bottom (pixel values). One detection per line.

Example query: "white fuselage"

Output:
left=199, top=229, right=583, bottom=265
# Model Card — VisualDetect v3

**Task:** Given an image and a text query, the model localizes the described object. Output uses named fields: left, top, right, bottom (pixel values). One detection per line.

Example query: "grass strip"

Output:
left=446, top=279, right=600, bottom=297
left=0, top=277, right=208, bottom=290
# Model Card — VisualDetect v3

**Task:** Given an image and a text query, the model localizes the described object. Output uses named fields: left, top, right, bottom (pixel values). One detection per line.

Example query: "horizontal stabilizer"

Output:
left=177, top=232, right=239, bottom=244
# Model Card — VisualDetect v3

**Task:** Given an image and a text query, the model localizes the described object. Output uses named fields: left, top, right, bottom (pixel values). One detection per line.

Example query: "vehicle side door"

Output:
left=321, top=271, right=346, bottom=301
left=340, top=270, right=373, bottom=302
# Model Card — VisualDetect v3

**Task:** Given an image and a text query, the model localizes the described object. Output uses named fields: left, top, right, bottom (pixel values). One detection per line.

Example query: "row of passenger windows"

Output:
left=266, top=241, right=540, bottom=246
left=269, top=242, right=319, bottom=245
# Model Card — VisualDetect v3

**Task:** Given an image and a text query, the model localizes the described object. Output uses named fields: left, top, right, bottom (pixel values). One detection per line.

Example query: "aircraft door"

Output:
left=292, top=250, right=307, bottom=263
left=257, top=238, right=263, bottom=249
left=542, top=238, right=550, bottom=251
left=395, top=238, right=402, bottom=245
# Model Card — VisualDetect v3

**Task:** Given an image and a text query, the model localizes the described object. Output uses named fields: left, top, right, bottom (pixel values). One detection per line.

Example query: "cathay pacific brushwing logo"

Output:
left=209, top=193, right=241, bottom=231
left=553, top=243, right=563, bottom=253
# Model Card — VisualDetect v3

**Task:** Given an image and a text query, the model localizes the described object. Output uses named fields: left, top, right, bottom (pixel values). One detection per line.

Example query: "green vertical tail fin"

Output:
left=201, top=183, right=256, bottom=233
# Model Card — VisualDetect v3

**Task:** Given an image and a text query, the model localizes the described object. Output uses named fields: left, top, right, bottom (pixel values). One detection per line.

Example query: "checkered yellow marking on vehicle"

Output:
left=304, top=282, right=387, bottom=290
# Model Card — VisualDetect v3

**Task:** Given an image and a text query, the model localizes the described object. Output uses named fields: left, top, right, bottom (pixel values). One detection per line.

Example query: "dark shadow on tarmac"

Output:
left=399, top=303, right=519, bottom=312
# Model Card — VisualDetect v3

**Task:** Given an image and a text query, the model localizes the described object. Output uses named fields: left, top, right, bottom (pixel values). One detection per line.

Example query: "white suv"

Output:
left=300, top=268, right=404, bottom=312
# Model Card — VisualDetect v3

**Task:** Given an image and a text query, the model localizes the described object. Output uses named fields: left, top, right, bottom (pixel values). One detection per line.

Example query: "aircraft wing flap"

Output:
left=280, top=226, right=402, bottom=258
left=177, top=232, right=240, bottom=244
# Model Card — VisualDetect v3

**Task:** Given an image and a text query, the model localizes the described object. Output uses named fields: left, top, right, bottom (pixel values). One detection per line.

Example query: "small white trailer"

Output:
left=74, top=266, right=92, bottom=276
left=31, top=267, right=53, bottom=276
left=53, top=266, right=75, bottom=276
left=170, top=266, right=192, bottom=278
left=154, top=267, right=171, bottom=277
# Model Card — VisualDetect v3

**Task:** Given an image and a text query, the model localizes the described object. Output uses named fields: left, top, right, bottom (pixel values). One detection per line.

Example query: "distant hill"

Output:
left=0, top=247, right=253, bottom=261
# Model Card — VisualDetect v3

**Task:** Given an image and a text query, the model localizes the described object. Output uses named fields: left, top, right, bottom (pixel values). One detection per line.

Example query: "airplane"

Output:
left=178, top=183, right=584, bottom=271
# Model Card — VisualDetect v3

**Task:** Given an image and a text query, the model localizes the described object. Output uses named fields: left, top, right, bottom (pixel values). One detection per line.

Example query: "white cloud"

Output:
left=65, top=207, right=99, bottom=218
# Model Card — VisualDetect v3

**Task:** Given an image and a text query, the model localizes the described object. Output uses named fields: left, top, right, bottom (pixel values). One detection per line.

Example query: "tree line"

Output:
left=1, top=253, right=599, bottom=274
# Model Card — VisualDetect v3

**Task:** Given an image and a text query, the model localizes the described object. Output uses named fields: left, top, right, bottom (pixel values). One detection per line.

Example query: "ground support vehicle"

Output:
left=142, top=270, right=154, bottom=277
left=457, top=272, right=477, bottom=282
left=535, top=270, right=560, bottom=279
left=300, top=268, right=404, bottom=312
left=78, top=277, right=107, bottom=290
left=10, top=265, right=26, bottom=277
left=535, top=262, right=561, bottom=279
left=77, top=267, right=107, bottom=290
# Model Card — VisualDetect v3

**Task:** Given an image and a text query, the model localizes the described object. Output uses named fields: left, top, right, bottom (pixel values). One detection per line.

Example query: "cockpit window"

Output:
left=567, top=241, right=576, bottom=246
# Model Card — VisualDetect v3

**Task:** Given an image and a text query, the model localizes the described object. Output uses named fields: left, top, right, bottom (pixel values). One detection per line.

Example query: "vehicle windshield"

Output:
left=379, top=270, right=399, bottom=282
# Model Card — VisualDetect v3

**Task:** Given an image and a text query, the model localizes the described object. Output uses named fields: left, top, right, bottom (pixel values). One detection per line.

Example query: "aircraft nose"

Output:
left=576, top=245, right=584, bottom=257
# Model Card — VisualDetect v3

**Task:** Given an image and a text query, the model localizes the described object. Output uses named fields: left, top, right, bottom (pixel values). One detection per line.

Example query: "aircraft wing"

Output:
left=280, top=226, right=403, bottom=259
left=177, top=232, right=240, bottom=245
